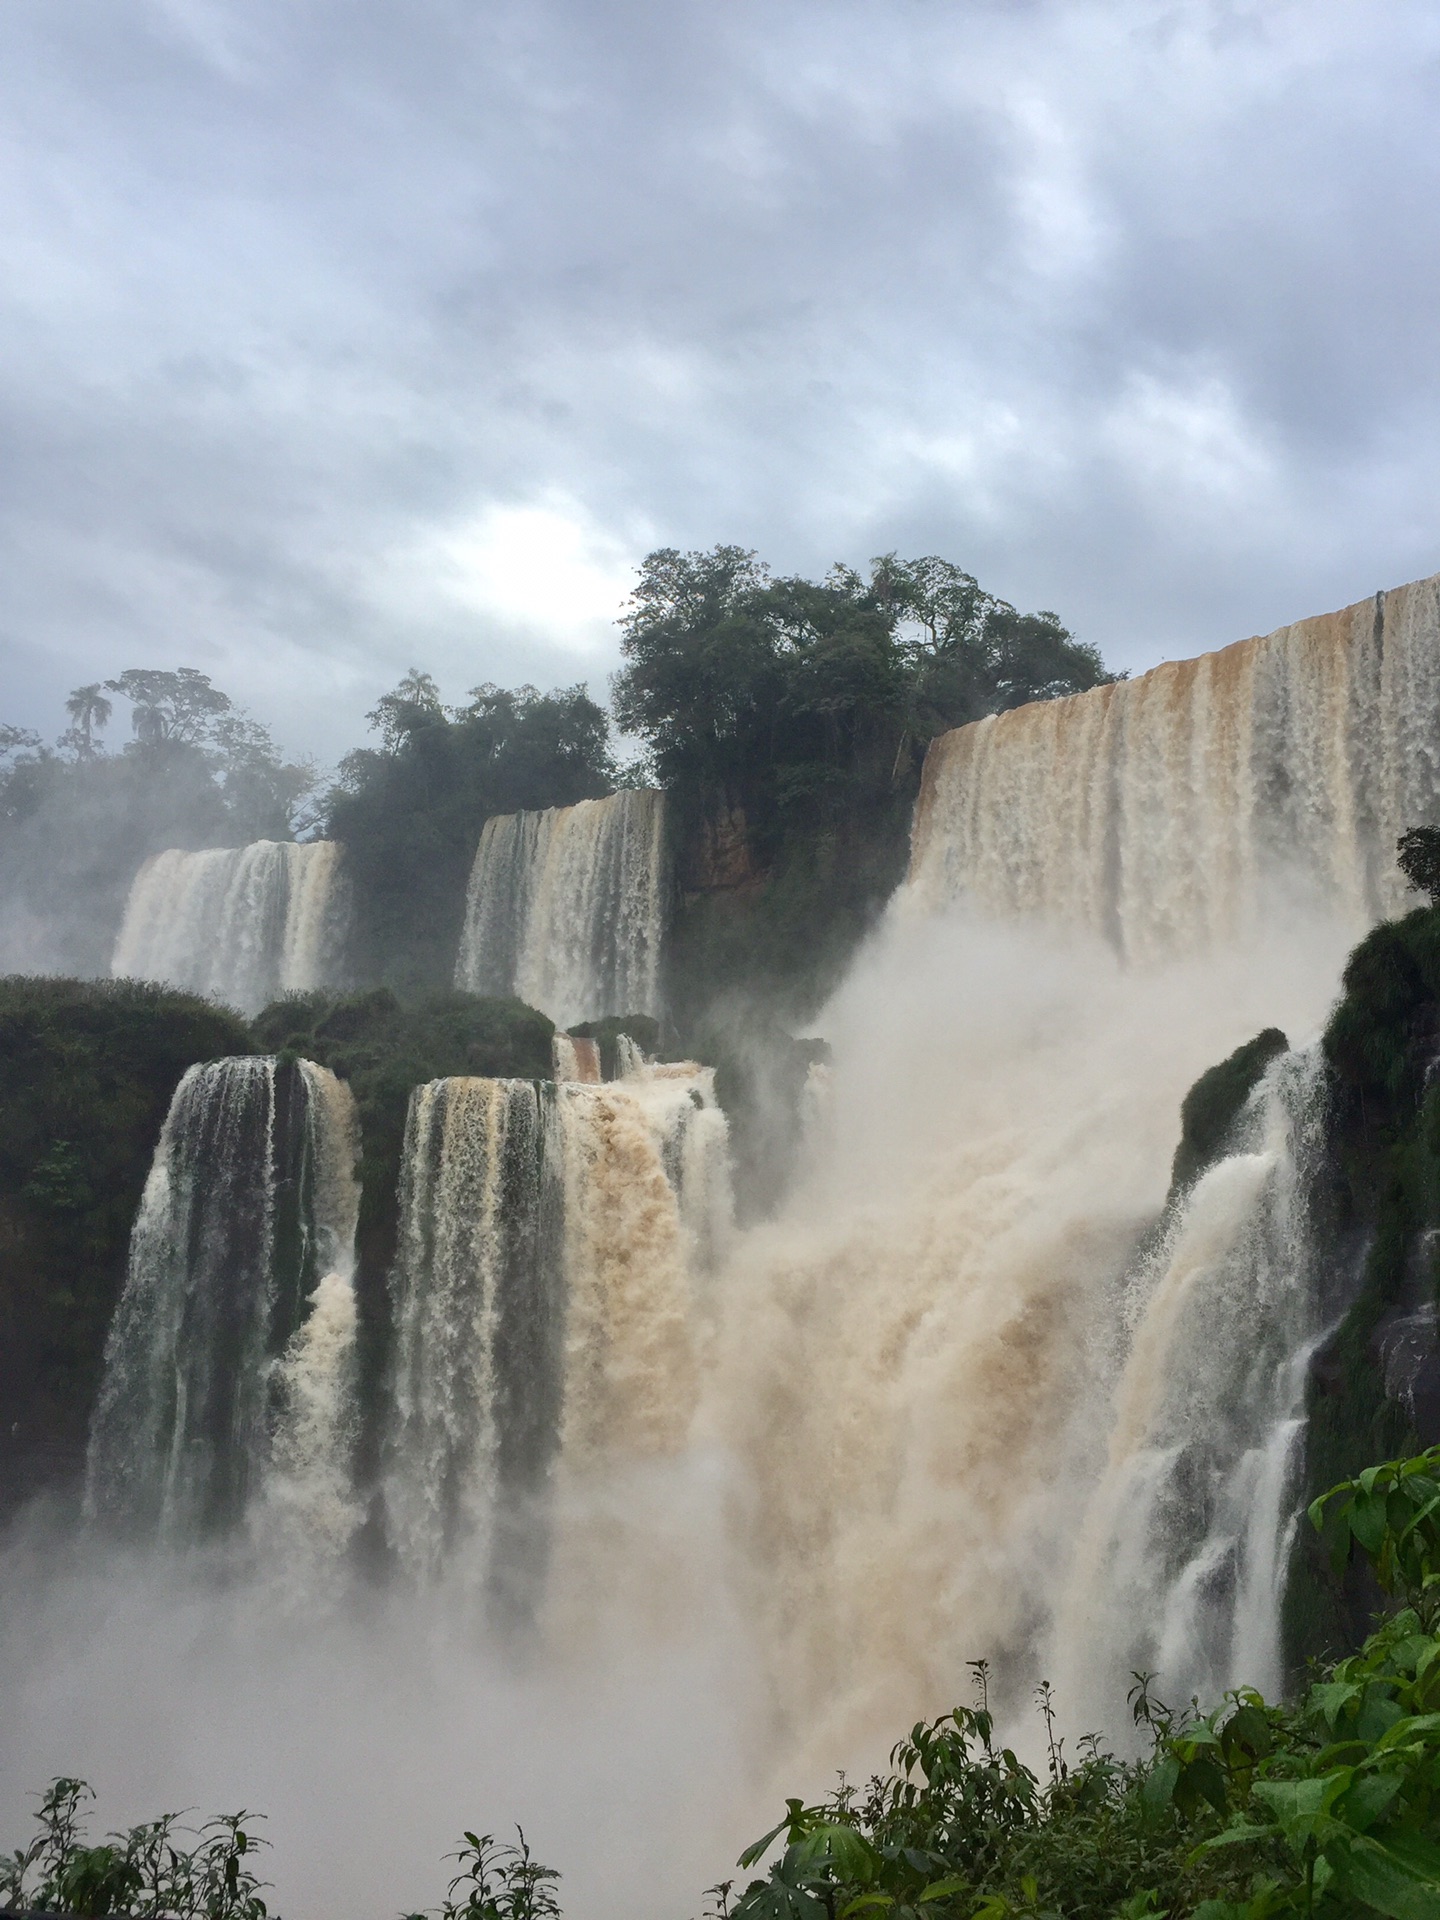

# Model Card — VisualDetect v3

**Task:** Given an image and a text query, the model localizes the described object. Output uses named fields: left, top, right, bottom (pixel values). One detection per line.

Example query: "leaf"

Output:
left=1336, top=1770, right=1404, bottom=1832
left=791, top=1823, right=880, bottom=1884
left=1330, top=1829, right=1440, bottom=1920
left=1142, top=1757, right=1180, bottom=1811
left=1352, top=1491, right=1392, bottom=1556
left=917, top=1878, right=968, bottom=1903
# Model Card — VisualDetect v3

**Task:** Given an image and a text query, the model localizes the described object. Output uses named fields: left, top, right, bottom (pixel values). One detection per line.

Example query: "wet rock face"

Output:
left=682, top=800, right=758, bottom=894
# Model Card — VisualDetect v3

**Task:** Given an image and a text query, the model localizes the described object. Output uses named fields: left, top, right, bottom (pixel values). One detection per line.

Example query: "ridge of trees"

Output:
left=0, top=548, right=1110, bottom=1002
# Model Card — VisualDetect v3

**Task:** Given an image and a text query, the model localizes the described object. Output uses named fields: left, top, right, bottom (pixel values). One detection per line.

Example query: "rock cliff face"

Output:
left=678, top=799, right=761, bottom=894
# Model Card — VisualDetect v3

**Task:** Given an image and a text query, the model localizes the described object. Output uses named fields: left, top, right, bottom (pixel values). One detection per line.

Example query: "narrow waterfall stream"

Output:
left=1051, top=1045, right=1330, bottom=1729
left=84, top=1056, right=360, bottom=1548
left=382, top=1063, right=731, bottom=1613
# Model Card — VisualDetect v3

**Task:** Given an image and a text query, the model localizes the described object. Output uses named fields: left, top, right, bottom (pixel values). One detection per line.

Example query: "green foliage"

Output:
left=0, top=975, right=254, bottom=1503
left=612, top=547, right=1107, bottom=810
left=324, top=681, right=616, bottom=993
left=403, top=1830, right=561, bottom=1920
left=617, top=547, right=1109, bottom=1023
left=0, top=669, right=312, bottom=976
left=0, top=1777, right=269, bottom=1920
left=1396, top=832, right=1440, bottom=910
left=1171, top=1030, right=1290, bottom=1195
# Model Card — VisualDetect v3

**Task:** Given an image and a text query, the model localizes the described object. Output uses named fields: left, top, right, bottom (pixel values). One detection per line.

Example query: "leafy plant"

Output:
left=402, top=1830, right=561, bottom=1920
left=0, top=1777, right=269, bottom=1919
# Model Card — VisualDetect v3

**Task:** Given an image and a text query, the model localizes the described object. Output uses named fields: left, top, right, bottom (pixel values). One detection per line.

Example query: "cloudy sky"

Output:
left=2, top=0, right=1439, bottom=765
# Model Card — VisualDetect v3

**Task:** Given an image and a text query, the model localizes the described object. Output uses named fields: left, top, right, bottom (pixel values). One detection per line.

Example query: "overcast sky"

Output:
left=2, top=0, right=1439, bottom=765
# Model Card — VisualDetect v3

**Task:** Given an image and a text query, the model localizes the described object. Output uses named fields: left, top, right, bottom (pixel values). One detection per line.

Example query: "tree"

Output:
left=61, top=684, right=112, bottom=760
left=367, top=669, right=447, bottom=752
left=1396, top=825, right=1440, bottom=905
left=104, top=667, right=232, bottom=747
left=325, top=676, right=617, bottom=990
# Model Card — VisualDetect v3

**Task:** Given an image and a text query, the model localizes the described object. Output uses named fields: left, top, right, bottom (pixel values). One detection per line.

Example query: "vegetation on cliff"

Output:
left=612, top=546, right=1111, bottom=1020
left=323, top=678, right=616, bottom=993
left=0, top=976, right=254, bottom=1502
left=0, top=671, right=312, bottom=977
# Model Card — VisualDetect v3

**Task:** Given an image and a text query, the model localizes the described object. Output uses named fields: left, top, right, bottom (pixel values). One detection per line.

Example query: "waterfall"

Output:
left=111, top=840, right=349, bottom=1014
left=909, top=575, right=1440, bottom=959
left=382, top=1062, right=730, bottom=1603
left=84, top=1056, right=361, bottom=1548
left=454, top=790, right=666, bottom=1026
left=553, top=1033, right=602, bottom=1082
left=1052, top=1045, right=1328, bottom=1726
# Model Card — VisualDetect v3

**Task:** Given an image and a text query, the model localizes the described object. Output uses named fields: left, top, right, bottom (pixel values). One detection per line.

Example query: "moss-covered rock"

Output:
left=0, top=975, right=255, bottom=1507
left=1170, top=1026, right=1290, bottom=1194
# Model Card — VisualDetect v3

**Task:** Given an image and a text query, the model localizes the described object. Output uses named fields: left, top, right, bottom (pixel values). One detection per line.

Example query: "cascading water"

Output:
left=382, top=1061, right=731, bottom=1611
left=111, top=840, right=349, bottom=1014
left=909, top=576, right=1440, bottom=959
left=454, top=789, right=666, bottom=1025
left=1051, top=1045, right=1329, bottom=1728
left=84, top=1056, right=361, bottom=1550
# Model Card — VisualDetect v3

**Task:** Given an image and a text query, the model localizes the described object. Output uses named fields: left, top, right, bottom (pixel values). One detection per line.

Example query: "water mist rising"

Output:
left=84, top=1056, right=361, bottom=1550
left=454, top=791, right=666, bottom=1025
left=111, top=841, right=349, bottom=1014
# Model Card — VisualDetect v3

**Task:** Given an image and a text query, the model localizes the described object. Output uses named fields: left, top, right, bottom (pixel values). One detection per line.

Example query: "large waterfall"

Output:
left=382, top=1057, right=729, bottom=1607
left=910, top=575, right=1440, bottom=959
left=454, top=790, right=666, bottom=1025
left=111, top=840, right=349, bottom=1014
left=84, top=1056, right=361, bottom=1549
left=15, top=581, right=1440, bottom=1919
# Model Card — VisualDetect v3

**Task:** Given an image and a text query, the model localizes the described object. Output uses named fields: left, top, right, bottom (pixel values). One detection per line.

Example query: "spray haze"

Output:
left=8, top=577, right=1440, bottom=1913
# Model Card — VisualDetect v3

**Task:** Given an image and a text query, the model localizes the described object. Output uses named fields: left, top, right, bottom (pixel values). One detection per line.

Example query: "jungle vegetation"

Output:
left=0, top=670, right=312, bottom=978
left=0, top=975, right=254, bottom=1503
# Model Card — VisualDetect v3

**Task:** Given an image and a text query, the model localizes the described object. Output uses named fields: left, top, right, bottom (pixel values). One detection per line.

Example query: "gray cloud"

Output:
left=2, top=0, right=1438, bottom=763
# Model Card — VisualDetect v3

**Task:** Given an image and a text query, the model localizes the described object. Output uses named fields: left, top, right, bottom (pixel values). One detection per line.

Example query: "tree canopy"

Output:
left=0, top=669, right=314, bottom=976
left=323, top=679, right=617, bottom=991
left=612, top=545, right=1110, bottom=820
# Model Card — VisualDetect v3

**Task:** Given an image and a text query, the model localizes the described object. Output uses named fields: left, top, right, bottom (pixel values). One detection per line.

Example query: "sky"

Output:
left=3, top=0, right=1440, bottom=767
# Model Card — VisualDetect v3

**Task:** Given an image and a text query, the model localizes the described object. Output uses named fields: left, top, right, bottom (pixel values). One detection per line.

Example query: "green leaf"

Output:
left=1142, top=1757, right=1180, bottom=1811
left=1330, top=1829, right=1440, bottom=1920
left=1336, top=1770, right=1404, bottom=1832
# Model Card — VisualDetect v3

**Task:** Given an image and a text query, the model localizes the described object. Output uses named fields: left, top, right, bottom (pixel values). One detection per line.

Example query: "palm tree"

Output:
left=64, top=683, right=112, bottom=759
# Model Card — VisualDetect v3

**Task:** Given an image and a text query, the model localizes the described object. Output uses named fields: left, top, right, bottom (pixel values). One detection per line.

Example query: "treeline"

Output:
left=0, top=670, right=311, bottom=977
left=0, top=547, right=1111, bottom=1009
